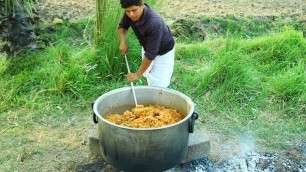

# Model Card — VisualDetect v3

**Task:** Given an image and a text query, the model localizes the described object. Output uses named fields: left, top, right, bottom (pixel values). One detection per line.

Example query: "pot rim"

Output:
left=93, top=86, right=195, bottom=131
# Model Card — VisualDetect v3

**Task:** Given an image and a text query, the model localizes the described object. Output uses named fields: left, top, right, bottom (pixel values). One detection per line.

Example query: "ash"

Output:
left=78, top=151, right=305, bottom=172
left=166, top=152, right=306, bottom=172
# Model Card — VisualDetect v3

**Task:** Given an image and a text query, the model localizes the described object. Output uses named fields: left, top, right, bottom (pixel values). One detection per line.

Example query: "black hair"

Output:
left=120, top=0, right=142, bottom=8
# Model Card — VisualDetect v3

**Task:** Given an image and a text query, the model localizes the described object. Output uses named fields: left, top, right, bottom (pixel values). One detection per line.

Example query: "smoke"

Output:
left=238, top=131, right=256, bottom=155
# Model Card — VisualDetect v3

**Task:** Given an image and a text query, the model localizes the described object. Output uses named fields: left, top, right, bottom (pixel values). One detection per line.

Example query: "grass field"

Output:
left=0, top=1, right=305, bottom=171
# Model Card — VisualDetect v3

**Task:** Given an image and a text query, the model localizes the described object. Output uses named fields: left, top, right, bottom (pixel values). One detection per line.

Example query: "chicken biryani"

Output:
left=105, top=104, right=184, bottom=128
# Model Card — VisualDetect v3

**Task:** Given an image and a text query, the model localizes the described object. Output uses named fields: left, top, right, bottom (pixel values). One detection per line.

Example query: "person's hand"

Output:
left=125, top=73, right=140, bottom=82
left=119, top=41, right=128, bottom=55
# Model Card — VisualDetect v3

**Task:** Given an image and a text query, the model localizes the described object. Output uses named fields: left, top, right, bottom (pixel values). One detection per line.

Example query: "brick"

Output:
left=182, top=131, right=211, bottom=163
left=89, top=126, right=100, bottom=157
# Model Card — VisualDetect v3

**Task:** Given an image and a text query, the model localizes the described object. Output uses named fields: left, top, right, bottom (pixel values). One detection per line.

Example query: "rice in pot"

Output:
left=106, top=104, right=184, bottom=128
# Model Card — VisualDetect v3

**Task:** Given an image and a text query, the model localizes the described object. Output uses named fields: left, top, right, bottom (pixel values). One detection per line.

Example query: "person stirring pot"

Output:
left=118, top=0, right=175, bottom=88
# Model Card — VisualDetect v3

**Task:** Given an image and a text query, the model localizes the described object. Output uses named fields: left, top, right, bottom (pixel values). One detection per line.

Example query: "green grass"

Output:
left=0, top=2, right=305, bottom=170
left=171, top=28, right=305, bottom=149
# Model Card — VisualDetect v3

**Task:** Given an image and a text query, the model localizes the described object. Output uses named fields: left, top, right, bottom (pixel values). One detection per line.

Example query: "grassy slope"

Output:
left=171, top=29, right=305, bottom=149
left=0, top=17, right=305, bottom=171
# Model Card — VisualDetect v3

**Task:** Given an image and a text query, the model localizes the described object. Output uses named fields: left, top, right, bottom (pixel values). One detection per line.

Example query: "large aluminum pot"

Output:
left=93, top=86, right=198, bottom=172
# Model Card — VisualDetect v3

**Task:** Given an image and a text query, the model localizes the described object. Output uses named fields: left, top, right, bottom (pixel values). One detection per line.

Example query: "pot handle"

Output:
left=92, top=103, right=98, bottom=124
left=188, top=111, right=199, bottom=133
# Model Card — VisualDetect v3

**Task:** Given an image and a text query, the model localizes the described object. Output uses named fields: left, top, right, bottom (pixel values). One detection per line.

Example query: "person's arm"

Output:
left=118, top=28, right=128, bottom=55
left=126, top=56, right=152, bottom=82
left=144, top=24, right=163, bottom=60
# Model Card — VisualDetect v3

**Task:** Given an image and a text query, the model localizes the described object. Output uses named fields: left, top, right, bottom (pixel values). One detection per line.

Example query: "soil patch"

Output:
left=35, top=0, right=306, bottom=22
left=35, top=0, right=95, bottom=21
left=158, top=0, right=305, bottom=19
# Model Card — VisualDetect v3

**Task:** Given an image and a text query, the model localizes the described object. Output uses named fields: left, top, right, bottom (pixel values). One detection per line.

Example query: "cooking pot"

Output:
left=93, top=86, right=198, bottom=172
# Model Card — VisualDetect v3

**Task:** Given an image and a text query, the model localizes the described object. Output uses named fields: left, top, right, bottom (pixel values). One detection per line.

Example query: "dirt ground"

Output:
left=35, top=0, right=95, bottom=21
left=35, top=0, right=306, bottom=22
left=158, top=0, right=305, bottom=19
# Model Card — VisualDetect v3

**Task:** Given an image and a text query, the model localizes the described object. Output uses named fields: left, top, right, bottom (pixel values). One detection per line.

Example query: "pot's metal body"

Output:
left=93, top=86, right=196, bottom=172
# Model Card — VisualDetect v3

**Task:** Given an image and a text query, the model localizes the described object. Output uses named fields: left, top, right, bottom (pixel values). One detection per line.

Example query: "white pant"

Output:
left=142, top=48, right=175, bottom=88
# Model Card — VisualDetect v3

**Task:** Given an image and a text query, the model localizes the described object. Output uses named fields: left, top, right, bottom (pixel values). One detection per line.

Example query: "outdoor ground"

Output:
left=2, top=0, right=305, bottom=171
left=36, top=0, right=305, bottom=22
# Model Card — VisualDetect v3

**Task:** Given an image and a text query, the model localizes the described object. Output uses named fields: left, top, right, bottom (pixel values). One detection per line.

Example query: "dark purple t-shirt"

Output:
left=118, top=4, right=175, bottom=60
